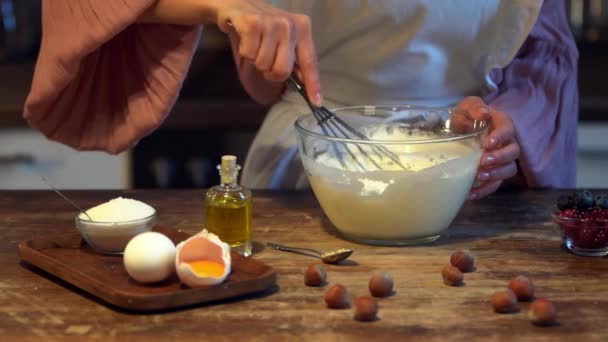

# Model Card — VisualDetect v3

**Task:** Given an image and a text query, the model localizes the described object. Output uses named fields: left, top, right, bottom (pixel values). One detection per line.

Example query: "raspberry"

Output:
left=592, top=229, right=607, bottom=249
left=560, top=209, right=579, bottom=219
left=586, top=208, right=604, bottom=220
left=577, top=227, right=597, bottom=249
left=575, top=219, right=607, bottom=249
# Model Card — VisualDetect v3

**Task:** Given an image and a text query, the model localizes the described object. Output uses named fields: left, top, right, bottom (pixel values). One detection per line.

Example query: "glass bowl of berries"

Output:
left=552, top=190, right=608, bottom=257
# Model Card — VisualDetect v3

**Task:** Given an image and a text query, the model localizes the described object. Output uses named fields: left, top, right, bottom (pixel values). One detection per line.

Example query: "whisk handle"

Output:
left=287, top=75, right=318, bottom=111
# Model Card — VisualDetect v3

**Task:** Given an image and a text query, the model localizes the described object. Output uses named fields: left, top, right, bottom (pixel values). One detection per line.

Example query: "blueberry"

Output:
left=598, top=195, right=608, bottom=209
left=557, top=195, right=573, bottom=211
left=574, top=190, right=595, bottom=210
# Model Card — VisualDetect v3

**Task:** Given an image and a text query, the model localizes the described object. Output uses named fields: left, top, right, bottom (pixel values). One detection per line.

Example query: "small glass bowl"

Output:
left=75, top=212, right=156, bottom=254
left=552, top=212, right=608, bottom=257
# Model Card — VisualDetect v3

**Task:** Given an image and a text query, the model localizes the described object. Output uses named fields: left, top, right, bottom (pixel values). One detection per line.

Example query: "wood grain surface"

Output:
left=1, top=189, right=607, bottom=341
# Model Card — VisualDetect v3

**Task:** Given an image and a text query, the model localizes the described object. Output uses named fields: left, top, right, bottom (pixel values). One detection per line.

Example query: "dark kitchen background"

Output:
left=1, top=0, right=607, bottom=190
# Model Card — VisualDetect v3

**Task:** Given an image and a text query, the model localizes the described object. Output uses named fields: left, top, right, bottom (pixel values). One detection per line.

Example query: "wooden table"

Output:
left=1, top=190, right=607, bottom=341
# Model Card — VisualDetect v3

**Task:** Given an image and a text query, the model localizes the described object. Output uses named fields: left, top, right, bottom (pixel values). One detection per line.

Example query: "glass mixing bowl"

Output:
left=294, top=105, right=488, bottom=246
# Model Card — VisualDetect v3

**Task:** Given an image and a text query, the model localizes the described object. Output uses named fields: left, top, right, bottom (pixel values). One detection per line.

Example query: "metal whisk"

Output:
left=287, top=75, right=405, bottom=171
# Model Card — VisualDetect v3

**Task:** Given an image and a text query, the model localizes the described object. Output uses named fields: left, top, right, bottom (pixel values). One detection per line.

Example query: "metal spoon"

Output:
left=265, top=242, right=354, bottom=264
left=40, top=176, right=93, bottom=220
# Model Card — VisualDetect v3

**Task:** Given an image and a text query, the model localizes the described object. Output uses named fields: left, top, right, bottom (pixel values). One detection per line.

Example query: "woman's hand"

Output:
left=455, top=97, right=520, bottom=200
left=139, top=0, right=322, bottom=105
left=215, top=0, right=321, bottom=105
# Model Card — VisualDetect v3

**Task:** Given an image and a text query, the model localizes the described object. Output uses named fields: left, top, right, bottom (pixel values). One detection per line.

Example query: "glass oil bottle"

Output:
left=205, top=155, right=252, bottom=256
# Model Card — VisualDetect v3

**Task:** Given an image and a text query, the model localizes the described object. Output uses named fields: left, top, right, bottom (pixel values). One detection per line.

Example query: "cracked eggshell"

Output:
left=175, top=229, right=231, bottom=287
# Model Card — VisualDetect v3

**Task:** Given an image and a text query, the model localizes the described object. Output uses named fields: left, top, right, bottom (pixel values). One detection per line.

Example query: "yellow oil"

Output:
left=205, top=189, right=252, bottom=256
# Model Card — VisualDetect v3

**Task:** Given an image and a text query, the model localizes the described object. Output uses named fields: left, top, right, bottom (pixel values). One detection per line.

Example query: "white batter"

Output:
left=302, top=127, right=481, bottom=243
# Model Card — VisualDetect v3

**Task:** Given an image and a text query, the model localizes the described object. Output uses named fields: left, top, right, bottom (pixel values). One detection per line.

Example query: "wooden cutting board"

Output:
left=18, top=226, right=277, bottom=312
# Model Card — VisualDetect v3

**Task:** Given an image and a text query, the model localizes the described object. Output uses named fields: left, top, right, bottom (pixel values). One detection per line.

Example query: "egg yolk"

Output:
left=188, top=260, right=225, bottom=277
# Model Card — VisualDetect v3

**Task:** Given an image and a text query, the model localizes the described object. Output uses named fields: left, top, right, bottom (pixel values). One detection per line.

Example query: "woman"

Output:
left=23, top=0, right=578, bottom=199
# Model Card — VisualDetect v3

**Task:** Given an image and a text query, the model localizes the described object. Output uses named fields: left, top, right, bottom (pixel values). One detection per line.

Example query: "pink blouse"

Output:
left=23, top=0, right=579, bottom=188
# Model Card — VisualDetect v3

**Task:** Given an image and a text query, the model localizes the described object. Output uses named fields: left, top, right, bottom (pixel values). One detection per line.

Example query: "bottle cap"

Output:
left=219, top=155, right=239, bottom=185
left=221, top=155, right=237, bottom=169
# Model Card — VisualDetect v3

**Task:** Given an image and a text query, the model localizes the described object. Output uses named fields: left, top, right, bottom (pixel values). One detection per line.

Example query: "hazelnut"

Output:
left=529, top=299, right=557, bottom=326
left=441, top=265, right=464, bottom=286
left=450, top=249, right=475, bottom=272
left=369, top=272, right=393, bottom=297
left=304, top=264, right=326, bottom=286
left=508, top=275, right=535, bottom=301
left=324, top=284, right=351, bottom=309
left=490, top=289, right=518, bottom=313
left=354, top=297, right=378, bottom=321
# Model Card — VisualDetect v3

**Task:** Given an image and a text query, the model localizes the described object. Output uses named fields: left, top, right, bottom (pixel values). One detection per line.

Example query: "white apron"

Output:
left=241, top=0, right=543, bottom=189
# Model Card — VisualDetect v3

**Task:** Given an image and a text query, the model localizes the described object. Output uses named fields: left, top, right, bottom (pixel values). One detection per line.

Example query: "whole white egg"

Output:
left=123, top=232, right=176, bottom=283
